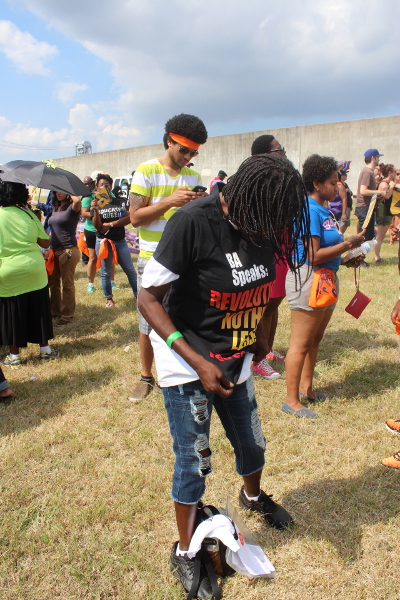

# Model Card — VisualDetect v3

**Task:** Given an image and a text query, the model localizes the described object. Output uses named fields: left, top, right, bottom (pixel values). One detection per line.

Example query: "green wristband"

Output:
left=166, top=331, right=183, bottom=348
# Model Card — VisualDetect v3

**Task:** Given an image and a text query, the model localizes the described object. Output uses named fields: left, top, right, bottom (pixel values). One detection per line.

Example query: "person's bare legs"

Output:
left=174, top=501, right=199, bottom=551
left=140, top=332, right=154, bottom=378
left=87, top=247, right=97, bottom=284
left=242, top=468, right=262, bottom=497
left=285, top=309, right=328, bottom=410
left=374, top=224, right=390, bottom=261
left=261, top=297, right=284, bottom=350
left=299, top=309, right=334, bottom=398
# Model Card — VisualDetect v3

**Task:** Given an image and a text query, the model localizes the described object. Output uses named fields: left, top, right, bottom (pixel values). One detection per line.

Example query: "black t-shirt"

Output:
left=93, top=195, right=127, bottom=241
left=153, top=189, right=275, bottom=383
left=48, top=204, right=80, bottom=249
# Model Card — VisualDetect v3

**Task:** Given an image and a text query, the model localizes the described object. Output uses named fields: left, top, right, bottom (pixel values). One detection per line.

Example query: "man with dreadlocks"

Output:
left=138, top=154, right=311, bottom=598
left=129, top=114, right=208, bottom=402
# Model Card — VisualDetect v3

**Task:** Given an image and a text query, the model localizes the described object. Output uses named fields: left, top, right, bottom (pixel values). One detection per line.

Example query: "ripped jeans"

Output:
left=162, top=375, right=266, bottom=504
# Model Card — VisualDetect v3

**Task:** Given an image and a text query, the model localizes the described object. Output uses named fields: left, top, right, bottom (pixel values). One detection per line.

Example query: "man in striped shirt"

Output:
left=129, top=114, right=208, bottom=401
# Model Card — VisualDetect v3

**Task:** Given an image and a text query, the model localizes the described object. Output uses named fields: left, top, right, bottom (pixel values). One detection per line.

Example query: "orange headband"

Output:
left=168, top=133, right=201, bottom=151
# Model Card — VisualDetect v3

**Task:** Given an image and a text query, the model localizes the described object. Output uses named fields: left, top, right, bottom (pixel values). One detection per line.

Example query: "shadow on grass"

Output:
left=322, top=328, right=395, bottom=354
left=280, top=465, right=400, bottom=562
left=311, top=359, right=400, bottom=401
left=51, top=303, right=139, bottom=354
left=0, top=366, right=116, bottom=436
left=370, top=255, right=399, bottom=268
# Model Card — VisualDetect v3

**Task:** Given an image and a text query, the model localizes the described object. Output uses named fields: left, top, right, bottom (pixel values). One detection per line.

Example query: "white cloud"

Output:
left=54, top=81, right=88, bottom=103
left=1, top=0, right=399, bottom=163
left=68, top=103, right=98, bottom=132
left=0, top=19, right=57, bottom=76
left=16, top=0, right=400, bottom=129
left=0, top=104, right=143, bottom=162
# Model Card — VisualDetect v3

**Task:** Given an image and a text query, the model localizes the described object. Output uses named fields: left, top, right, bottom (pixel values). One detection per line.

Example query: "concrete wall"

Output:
left=55, top=115, right=400, bottom=193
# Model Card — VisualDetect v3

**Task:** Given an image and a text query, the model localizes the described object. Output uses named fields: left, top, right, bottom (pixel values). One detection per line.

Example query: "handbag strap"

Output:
left=354, top=267, right=360, bottom=291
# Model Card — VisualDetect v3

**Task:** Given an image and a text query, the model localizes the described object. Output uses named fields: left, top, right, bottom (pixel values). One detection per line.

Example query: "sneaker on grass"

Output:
left=266, top=349, right=286, bottom=361
left=381, top=450, right=400, bottom=468
left=128, top=377, right=160, bottom=402
left=386, top=419, right=400, bottom=434
left=1, top=355, right=22, bottom=367
left=238, top=485, right=294, bottom=529
left=251, top=359, right=280, bottom=379
left=87, top=283, right=95, bottom=293
left=40, top=348, right=59, bottom=360
left=169, top=542, right=213, bottom=599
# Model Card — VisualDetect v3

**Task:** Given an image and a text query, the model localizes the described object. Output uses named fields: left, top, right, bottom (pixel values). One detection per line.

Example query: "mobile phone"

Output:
left=192, top=185, right=207, bottom=192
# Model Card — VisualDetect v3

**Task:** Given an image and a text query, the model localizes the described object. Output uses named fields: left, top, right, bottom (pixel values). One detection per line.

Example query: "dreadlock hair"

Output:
left=222, top=154, right=311, bottom=270
left=251, top=134, right=275, bottom=156
left=302, top=154, right=337, bottom=194
left=163, top=113, right=208, bottom=149
left=0, top=181, right=29, bottom=208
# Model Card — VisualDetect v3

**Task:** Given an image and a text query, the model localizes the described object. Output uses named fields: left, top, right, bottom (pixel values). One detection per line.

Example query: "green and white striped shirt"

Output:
left=130, top=159, right=202, bottom=258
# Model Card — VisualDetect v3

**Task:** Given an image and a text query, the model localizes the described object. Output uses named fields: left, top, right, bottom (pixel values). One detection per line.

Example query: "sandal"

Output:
left=55, top=318, right=71, bottom=326
left=105, top=299, right=115, bottom=308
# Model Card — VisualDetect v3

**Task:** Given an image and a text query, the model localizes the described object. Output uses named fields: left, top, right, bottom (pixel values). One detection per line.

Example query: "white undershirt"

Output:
left=142, top=257, right=253, bottom=387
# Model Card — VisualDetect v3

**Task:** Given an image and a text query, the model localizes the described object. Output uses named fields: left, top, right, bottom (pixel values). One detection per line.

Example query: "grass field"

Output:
left=1, top=230, right=400, bottom=600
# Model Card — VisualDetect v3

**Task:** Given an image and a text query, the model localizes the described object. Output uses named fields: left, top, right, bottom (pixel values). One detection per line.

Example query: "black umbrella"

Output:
left=0, top=160, right=89, bottom=196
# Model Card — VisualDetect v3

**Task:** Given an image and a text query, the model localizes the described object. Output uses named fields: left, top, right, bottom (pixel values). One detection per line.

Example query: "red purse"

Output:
left=344, top=269, right=371, bottom=319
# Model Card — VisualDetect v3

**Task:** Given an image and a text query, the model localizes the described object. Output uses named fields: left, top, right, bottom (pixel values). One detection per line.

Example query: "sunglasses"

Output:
left=269, top=147, right=286, bottom=155
left=178, top=145, right=199, bottom=157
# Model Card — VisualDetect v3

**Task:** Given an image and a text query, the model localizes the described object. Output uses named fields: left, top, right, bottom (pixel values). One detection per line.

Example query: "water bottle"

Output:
left=345, top=239, right=377, bottom=259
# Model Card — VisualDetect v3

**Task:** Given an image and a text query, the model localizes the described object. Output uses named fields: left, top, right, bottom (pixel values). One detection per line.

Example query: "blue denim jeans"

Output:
left=162, top=375, right=266, bottom=504
left=96, top=238, right=137, bottom=299
left=0, top=367, right=9, bottom=392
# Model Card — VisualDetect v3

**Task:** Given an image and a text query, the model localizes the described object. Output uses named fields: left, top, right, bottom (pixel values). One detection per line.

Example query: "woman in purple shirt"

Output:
left=48, top=192, right=81, bottom=326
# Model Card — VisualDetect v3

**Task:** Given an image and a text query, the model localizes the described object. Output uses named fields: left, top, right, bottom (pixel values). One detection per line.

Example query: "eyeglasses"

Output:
left=269, top=147, right=286, bottom=155
left=178, top=145, right=199, bottom=157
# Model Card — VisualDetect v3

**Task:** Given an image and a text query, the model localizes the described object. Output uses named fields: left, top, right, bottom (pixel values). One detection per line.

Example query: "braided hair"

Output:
left=222, top=154, right=310, bottom=269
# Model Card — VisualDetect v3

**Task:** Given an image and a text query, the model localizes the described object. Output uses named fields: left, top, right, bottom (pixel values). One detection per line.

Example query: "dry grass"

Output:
left=1, top=231, right=400, bottom=600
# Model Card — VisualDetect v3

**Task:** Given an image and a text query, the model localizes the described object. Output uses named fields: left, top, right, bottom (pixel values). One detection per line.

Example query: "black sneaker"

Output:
left=239, top=485, right=294, bottom=530
left=169, top=542, right=213, bottom=599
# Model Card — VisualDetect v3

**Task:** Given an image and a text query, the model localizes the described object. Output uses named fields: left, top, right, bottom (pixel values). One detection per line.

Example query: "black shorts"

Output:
left=84, top=229, right=97, bottom=249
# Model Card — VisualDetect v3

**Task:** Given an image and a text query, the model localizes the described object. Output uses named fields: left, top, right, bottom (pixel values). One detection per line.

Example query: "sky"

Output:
left=0, top=0, right=399, bottom=165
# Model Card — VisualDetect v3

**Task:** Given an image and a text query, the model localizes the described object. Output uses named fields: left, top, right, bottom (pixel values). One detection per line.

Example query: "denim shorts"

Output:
left=137, top=256, right=152, bottom=335
left=286, top=264, right=339, bottom=312
left=162, top=375, right=266, bottom=504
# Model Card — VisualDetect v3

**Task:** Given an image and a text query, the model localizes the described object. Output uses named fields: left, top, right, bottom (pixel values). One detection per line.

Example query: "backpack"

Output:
left=185, top=502, right=236, bottom=600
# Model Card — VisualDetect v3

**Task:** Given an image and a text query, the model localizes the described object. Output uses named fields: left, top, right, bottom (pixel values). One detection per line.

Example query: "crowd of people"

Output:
left=1, top=113, right=400, bottom=599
